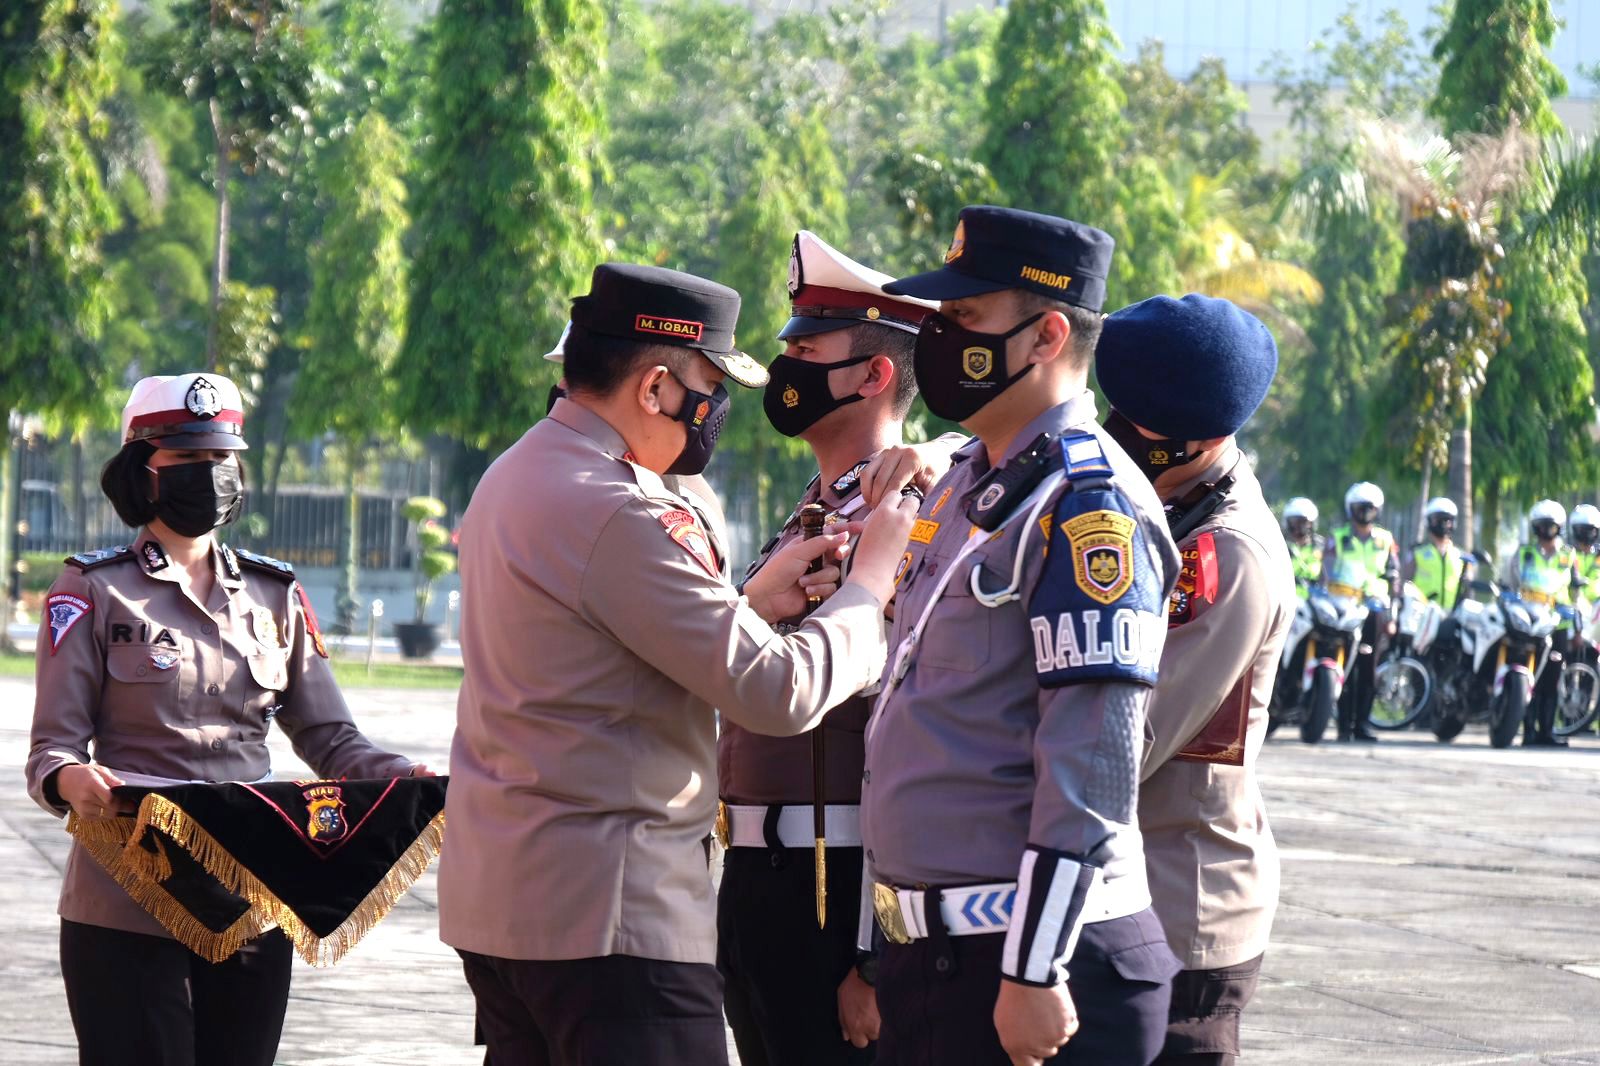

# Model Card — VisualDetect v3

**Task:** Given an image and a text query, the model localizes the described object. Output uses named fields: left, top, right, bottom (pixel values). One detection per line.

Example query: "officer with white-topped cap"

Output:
left=27, top=372, right=428, bottom=1066
left=861, top=207, right=1182, bottom=1066
left=718, top=231, right=958, bottom=1065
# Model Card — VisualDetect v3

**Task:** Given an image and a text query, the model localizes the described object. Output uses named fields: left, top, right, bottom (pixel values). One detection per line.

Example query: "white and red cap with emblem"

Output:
left=120, top=373, right=249, bottom=450
left=780, top=231, right=939, bottom=339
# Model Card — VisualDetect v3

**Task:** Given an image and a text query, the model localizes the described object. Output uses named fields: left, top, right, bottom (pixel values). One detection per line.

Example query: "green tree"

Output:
left=1430, top=0, right=1565, bottom=139
left=296, top=112, right=409, bottom=631
left=0, top=0, right=121, bottom=425
left=396, top=0, right=605, bottom=455
left=146, top=0, right=315, bottom=370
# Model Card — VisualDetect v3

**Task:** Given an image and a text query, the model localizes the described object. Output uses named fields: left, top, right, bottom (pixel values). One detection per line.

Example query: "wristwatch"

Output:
left=854, top=952, right=878, bottom=987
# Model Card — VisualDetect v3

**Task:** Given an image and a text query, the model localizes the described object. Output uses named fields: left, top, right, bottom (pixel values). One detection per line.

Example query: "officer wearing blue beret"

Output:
left=860, top=206, right=1183, bottom=1066
left=1097, top=294, right=1294, bottom=1066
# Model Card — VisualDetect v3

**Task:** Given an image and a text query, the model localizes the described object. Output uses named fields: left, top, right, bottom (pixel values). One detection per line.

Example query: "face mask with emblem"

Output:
left=912, top=311, right=1044, bottom=422
left=1101, top=409, right=1199, bottom=484
left=666, top=376, right=731, bottom=476
left=147, top=459, right=244, bottom=537
left=761, top=353, right=873, bottom=437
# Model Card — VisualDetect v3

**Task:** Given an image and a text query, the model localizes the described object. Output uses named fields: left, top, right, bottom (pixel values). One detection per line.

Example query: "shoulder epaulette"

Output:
left=232, top=547, right=296, bottom=581
left=64, top=545, right=136, bottom=571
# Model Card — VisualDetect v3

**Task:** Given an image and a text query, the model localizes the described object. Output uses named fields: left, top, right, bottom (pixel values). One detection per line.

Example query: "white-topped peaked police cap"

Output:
left=121, top=373, right=249, bottom=450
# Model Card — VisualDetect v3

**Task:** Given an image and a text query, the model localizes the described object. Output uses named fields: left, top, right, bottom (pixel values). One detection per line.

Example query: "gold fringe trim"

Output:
left=67, top=799, right=446, bottom=967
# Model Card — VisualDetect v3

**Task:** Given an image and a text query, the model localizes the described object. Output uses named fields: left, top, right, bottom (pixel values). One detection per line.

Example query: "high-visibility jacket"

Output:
left=1410, top=540, right=1464, bottom=607
left=1327, top=525, right=1396, bottom=600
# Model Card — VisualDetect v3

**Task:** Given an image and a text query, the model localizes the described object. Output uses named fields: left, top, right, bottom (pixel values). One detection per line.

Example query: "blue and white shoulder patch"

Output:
left=1027, top=463, right=1164, bottom=688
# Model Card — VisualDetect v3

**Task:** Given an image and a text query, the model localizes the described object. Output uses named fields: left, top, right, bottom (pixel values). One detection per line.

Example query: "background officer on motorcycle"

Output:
left=1403, top=498, right=1467, bottom=608
left=1283, top=498, right=1323, bottom=599
left=1322, top=482, right=1398, bottom=742
left=1504, top=500, right=1579, bottom=747
left=1570, top=504, right=1600, bottom=602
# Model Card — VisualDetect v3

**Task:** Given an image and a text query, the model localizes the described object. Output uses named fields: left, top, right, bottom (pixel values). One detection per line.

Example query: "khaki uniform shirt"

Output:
left=26, top=531, right=413, bottom=936
left=437, top=399, right=887, bottom=965
left=718, top=460, right=876, bottom=807
left=1138, top=448, right=1294, bottom=971
left=863, top=393, right=1178, bottom=900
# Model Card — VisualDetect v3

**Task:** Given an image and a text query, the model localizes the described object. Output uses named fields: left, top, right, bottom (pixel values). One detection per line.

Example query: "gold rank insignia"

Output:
left=250, top=606, right=281, bottom=649
left=1063, top=510, right=1136, bottom=605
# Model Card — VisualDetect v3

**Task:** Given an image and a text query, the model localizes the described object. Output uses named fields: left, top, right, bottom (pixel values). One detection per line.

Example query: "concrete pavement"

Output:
left=2, top=677, right=1598, bottom=1063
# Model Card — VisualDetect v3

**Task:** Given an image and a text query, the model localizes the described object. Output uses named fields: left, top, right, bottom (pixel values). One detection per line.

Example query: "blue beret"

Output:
left=1094, top=294, right=1278, bottom=440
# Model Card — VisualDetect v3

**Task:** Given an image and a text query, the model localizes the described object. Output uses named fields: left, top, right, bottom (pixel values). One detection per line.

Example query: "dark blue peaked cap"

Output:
left=1095, top=294, right=1278, bottom=440
left=884, top=205, right=1115, bottom=312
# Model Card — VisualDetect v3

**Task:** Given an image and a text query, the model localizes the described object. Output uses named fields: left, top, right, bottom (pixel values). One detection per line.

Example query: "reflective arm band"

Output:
left=1000, top=846, right=1103, bottom=987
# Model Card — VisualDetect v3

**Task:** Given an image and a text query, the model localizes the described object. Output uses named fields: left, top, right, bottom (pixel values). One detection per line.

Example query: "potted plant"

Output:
left=394, top=496, right=456, bottom=659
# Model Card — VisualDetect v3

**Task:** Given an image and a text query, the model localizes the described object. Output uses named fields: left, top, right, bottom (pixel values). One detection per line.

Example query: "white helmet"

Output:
left=1571, top=503, right=1600, bottom=546
left=1424, top=497, right=1458, bottom=519
left=1345, top=482, right=1384, bottom=520
left=1529, top=499, right=1567, bottom=531
left=1283, top=497, right=1318, bottom=524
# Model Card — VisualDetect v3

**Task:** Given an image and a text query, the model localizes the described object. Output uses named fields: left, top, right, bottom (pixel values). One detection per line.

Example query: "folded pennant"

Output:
left=69, top=776, right=447, bottom=966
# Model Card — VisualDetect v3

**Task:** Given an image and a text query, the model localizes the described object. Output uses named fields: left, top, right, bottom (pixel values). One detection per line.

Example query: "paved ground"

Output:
left=3, top=677, right=1599, bottom=1064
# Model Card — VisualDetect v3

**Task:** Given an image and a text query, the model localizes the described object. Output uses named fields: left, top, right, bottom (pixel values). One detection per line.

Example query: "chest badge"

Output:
left=304, top=784, right=349, bottom=844
left=250, top=606, right=282, bottom=649
left=149, top=648, right=181, bottom=670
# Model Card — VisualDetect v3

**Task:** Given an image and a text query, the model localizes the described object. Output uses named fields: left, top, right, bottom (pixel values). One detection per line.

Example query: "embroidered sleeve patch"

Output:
left=1028, top=488, right=1165, bottom=688
left=1168, top=532, right=1219, bottom=627
left=660, top=509, right=718, bottom=577
left=294, top=583, right=329, bottom=659
left=47, top=594, right=93, bottom=655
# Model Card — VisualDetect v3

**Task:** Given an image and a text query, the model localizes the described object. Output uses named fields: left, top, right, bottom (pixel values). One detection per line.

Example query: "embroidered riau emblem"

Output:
left=304, top=784, right=348, bottom=844
left=1063, top=510, right=1136, bottom=606
left=963, top=346, right=993, bottom=381
left=149, top=648, right=181, bottom=670
left=185, top=376, right=222, bottom=419
left=46, top=594, right=92, bottom=655
left=250, top=606, right=281, bottom=649
left=660, top=509, right=718, bottom=577
left=141, top=541, right=169, bottom=573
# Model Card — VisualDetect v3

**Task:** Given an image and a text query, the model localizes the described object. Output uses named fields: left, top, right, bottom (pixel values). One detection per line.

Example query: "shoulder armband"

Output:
left=1027, top=479, right=1165, bottom=689
left=233, top=548, right=297, bottom=582
left=64, top=545, right=135, bottom=571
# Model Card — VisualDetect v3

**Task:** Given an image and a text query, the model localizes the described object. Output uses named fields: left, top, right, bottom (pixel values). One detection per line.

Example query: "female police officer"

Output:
left=25, top=372, right=430, bottom=1066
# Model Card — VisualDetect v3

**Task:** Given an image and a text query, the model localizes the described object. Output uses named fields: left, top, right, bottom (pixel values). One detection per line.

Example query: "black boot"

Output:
left=1538, top=689, right=1568, bottom=747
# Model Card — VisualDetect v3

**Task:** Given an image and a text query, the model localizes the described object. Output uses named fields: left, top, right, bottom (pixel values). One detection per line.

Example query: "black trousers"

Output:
left=1339, top=613, right=1384, bottom=736
left=717, top=844, right=874, bottom=1066
left=1150, top=954, right=1263, bottom=1066
left=876, top=907, right=1177, bottom=1066
left=458, top=950, right=728, bottom=1066
left=59, top=919, right=292, bottom=1066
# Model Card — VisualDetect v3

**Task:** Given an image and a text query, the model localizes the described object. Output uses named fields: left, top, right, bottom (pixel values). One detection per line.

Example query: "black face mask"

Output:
left=1350, top=504, right=1379, bottom=527
left=762, top=352, right=872, bottom=437
left=667, top=377, right=731, bottom=476
left=1575, top=527, right=1599, bottom=548
left=1533, top=520, right=1560, bottom=543
left=912, top=312, right=1043, bottom=423
left=147, top=460, right=243, bottom=537
left=1427, top=515, right=1455, bottom=538
left=1102, top=410, right=1199, bottom=483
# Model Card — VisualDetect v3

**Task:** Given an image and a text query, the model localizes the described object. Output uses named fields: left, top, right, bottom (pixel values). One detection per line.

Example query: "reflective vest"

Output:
left=1516, top=543, right=1574, bottom=606
left=1289, top=537, right=1323, bottom=598
left=1411, top=540, right=1463, bottom=607
left=1329, top=525, right=1395, bottom=600
left=1575, top=549, right=1600, bottom=600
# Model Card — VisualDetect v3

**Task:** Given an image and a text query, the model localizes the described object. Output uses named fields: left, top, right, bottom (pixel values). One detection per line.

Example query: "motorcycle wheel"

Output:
left=1370, top=656, right=1431, bottom=730
left=1432, top=714, right=1464, bottom=742
left=1490, top=673, right=1529, bottom=749
left=1553, top=661, right=1600, bottom=737
left=1302, top=667, right=1336, bottom=744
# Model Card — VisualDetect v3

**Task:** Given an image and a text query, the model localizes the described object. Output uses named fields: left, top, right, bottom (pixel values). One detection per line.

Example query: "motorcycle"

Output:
left=1269, top=583, right=1370, bottom=744
left=1552, top=595, right=1600, bottom=738
left=1368, top=582, right=1434, bottom=731
left=1428, top=565, right=1561, bottom=748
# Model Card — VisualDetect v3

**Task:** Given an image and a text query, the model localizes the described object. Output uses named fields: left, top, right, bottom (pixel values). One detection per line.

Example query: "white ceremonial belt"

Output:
left=724, top=804, right=862, bottom=849
left=873, top=875, right=1150, bottom=944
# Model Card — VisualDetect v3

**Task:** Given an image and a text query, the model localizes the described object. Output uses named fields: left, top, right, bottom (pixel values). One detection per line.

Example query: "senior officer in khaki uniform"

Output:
left=27, top=373, right=425, bottom=1066
left=862, top=206, right=1183, bottom=1066
left=719, top=231, right=954, bottom=1066
left=1095, top=296, right=1293, bottom=1066
left=438, top=263, right=919, bottom=1066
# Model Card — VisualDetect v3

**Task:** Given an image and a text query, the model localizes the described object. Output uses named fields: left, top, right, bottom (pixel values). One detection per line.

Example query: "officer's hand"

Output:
left=408, top=763, right=438, bottom=778
left=994, top=979, right=1079, bottom=1066
left=849, top=492, right=921, bottom=607
left=56, top=763, right=127, bottom=819
left=858, top=438, right=962, bottom=508
left=837, top=967, right=880, bottom=1048
left=743, top=530, right=856, bottom=623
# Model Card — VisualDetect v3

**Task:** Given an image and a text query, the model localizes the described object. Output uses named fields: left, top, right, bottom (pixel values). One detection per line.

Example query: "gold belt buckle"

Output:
left=872, top=882, right=912, bottom=945
left=714, top=801, right=730, bottom=850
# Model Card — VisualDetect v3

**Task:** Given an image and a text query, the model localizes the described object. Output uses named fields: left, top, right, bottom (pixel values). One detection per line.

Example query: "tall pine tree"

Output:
left=397, top=0, right=605, bottom=454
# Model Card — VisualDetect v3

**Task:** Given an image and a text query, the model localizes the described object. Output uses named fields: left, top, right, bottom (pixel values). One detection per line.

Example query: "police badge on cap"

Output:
left=121, top=373, right=249, bottom=450
left=185, top=377, right=223, bottom=420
